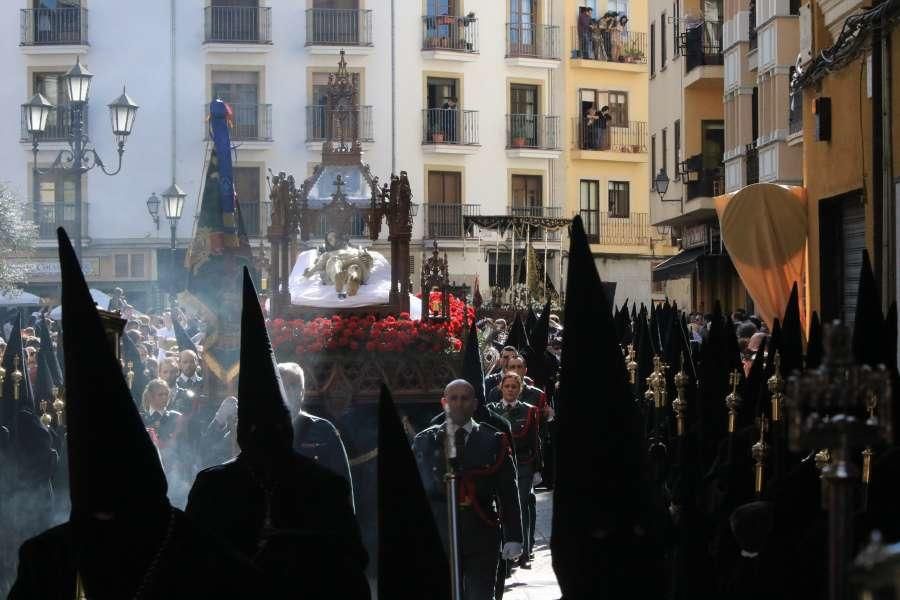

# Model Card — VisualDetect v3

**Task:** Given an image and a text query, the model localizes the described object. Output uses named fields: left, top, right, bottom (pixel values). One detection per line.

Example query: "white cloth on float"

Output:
left=289, top=248, right=392, bottom=308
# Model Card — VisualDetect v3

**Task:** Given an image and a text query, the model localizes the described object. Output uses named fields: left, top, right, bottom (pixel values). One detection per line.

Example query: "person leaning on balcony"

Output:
left=614, top=15, right=629, bottom=61
left=442, top=97, right=459, bottom=143
left=598, top=106, right=612, bottom=150
left=578, top=6, right=593, bottom=58
left=584, top=105, right=600, bottom=149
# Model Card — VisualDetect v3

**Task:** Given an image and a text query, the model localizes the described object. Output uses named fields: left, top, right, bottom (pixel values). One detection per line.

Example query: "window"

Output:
left=673, top=3, right=680, bottom=57
left=608, top=92, right=628, bottom=126
left=662, top=128, right=668, bottom=183
left=661, top=14, right=667, bottom=67
left=652, top=262, right=666, bottom=293
left=211, top=71, right=260, bottom=139
left=115, top=254, right=129, bottom=278
left=130, top=254, right=145, bottom=279
left=427, top=171, right=462, bottom=238
left=310, top=71, right=361, bottom=141
left=651, top=134, right=657, bottom=189
left=608, top=0, right=628, bottom=15
left=510, top=84, right=540, bottom=147
left=35, top=170, right=78, bottom=237
left=511, top=174, right=543, bottom=216
left=608, top=181, right=630, bottom=217
left=234, top=166, right=261, bottom=236
left=33, top=72, right=71, bottom=139
left=650, top=22, right=656, bottom=76
left=674, top=120, right=681, bottom=180
left=580, top=180, right=600, bottom=242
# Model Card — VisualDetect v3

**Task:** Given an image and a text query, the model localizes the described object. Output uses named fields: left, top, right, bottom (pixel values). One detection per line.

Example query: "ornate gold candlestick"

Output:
left=673, top=353, right=688, bottom=436
left=768, top=351, right=785, bottom=422
left=0, top=362, right=6, bottom=398
left=626, top=344, right=638, bottom=385
left=11, top=356, right=23, bottom=402
left=752, top=416, right=769, bottom=497
left=126, top=361, right=135, bottom=391
left=52, top=387, right=66, bottom=427
left=726, top=369, right=742, bottom=433
left=39, top=399, right=53, bottom=428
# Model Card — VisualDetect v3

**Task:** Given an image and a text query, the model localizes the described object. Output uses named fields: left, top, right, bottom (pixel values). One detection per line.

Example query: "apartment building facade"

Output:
left=5, top=0, right=672, bottom=312
left=648, top=0, right=753, bottom=314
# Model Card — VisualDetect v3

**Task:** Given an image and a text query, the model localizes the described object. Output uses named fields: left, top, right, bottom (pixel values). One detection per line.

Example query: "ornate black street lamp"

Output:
left=23, top=58, right=138, bottom=259
left=161, top=184, right=185, bottom=306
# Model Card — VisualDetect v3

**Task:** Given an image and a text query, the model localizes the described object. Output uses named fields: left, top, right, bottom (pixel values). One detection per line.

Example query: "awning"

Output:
left=652, top=247, right=707, bottom=281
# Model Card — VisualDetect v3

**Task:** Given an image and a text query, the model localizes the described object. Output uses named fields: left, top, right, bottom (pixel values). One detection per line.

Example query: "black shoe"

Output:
left=518, top=556, right=532, bottom=569
left=529, top=552, right=535, bottom=561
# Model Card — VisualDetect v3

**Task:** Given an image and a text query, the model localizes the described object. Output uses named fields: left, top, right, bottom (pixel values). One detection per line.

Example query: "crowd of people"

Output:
left=576, top=6, right=632, bottom=62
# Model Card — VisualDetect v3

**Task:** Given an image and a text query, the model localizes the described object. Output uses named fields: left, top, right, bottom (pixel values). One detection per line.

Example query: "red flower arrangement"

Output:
left=269, top=293, right=473, bottom=357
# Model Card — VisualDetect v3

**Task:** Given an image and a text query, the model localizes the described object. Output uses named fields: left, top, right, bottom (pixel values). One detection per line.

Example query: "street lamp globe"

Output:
left=654, top=168, right=670, bottom=199
left=22, top=93, right=54, bottom=135
left=64, top=58, right=93, bottom=104
left=162, top=184, right=186, bottom=224
left=146, top=192, right=160, bottom=228
left=108, top=88, right=139, bottom=142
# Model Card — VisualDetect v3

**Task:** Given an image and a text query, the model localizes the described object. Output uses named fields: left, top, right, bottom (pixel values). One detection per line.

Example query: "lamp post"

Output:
left=654, top=168, right=675, bottom=202
left=161, top=184, right=185, bottom=307
left=22, top=58, right=138, bottom=259
left=146, top=192, right=160, bottom=230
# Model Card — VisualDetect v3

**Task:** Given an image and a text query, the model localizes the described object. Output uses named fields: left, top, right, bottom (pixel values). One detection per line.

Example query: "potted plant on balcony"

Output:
left=510, top=121, right=529, bottom=148
left=431, top=126, right=445, bottom=144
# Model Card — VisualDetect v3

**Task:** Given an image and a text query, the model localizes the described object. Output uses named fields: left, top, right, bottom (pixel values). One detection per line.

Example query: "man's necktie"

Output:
left=454, top=428, right=467, bottom=463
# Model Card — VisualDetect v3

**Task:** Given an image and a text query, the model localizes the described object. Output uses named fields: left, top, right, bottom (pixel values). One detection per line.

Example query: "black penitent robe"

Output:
left=8, top=508, right=265, bottom=600
left=186, top=452, right=370, bottom=600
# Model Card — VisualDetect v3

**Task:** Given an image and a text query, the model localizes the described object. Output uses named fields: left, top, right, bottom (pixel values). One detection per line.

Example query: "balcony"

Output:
left=749, top=0, right=758, bottom=50
left=506, top=114, right=561, bottom=158
left=570, top=28, right=648, bottom=71
left=684, top=21, right=724, bottom=87
left=507, top=205, right=563, bottom=242
left=686, top=168, right=726, bottom=200
left=306, top=105, right=374, bottom=144
left=205, top=103, right=272, bottom=143
left=424, top=203, right=480, bottom=239
left=788, top=93, right=803, bottom=137
left=35, top=202, right=88, bottom=239
left=20, top=7, right=88, bottom=49
left=745, top=142, right=759, bottom=185
left=421, top=108, right=480, bottom=154
left=588, top=212, right=668, bottom=246
left=422, top=15, right=478, bottom=60
left=505, top=23, right=560, bottom=67
left=571, top=119, right=648, bottom=161
left=306, top=9, right=373, bottom=53
left=21, top=103, right=85, bottom=143
left=203, top=6, right=272, bottom=46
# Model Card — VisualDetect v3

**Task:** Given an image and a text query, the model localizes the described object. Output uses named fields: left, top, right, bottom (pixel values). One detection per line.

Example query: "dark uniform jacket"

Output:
left=141, top=409, right=182, bottom=449
left=292, top=410, right=353, bottom=493
left=486, top=382, right=543, bottom=407
left=8, top=509, right=265, bottom=599
left=484, top=373, right=535, bottom=396
left=487, top=400, right=543, bottom=472
left=186, top=451, right=369, bottom=599
left=413, top=422, right=523, bottom=552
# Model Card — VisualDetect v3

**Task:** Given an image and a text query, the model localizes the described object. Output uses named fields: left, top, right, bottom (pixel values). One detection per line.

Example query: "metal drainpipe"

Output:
left=171, top=0, right=177, bottom=186
left=879, top=16, right=895, bottom=307
left=391, top=0, right=397, bottom=174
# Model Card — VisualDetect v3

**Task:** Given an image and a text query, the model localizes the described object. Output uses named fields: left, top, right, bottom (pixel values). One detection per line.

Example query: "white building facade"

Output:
left=2, top=0, right=569, bottom=311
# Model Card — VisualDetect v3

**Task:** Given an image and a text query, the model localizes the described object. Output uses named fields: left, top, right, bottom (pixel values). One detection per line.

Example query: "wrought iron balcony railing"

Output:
left=572, top=118, right=648, bottom=153
left=20, top=7, right=87, bottom=46
left=684, top=20, right=724, bottom=73
left=506, top=23, right=560, bottom=60
left=570, top=27, right=647, bottom=63
left=204, top=5, right=272, bottom=44
left=745, top=142, right=759, bottom=185
left=686, top=166, right=726, bottom=199
left=583, top=212, right=667, bottom=246
left=422, top=108, right=479, bottom=145
left=789, top=94, right=803, bottom=135
left=306, top=105, right=374, bottom=143
left=424, top=203, right=480, bottom=238
left=422, top=15, right=479, bottom=52
left=35, top=202, right=89, bottom=239
left=21, top=103, right=86, bottom=142
left=306, top=8, right=373, bottom=46
left=506, top=114, right=560, bottom=150
left=205, top=103, right=272, bottom=142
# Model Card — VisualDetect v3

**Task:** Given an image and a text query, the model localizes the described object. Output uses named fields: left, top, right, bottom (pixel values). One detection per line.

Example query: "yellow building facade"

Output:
left=560, top=0, right=676, bottom=307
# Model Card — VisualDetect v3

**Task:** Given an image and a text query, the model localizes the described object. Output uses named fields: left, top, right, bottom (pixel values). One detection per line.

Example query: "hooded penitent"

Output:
left=378, top=384, right=450, bottom=600
left=525, top=306, right=538, bottom=341
left=779, top=283, right=804, bottom=378
left=522, top=299, right=552, bottom=392
left=805, top=311, right=824, bottom=370
left=506, top=313, right=530, bottom=354
left=37, top=316, right=62, bottom=390
left=237, top=267, right=293, bottom=454
left=551, top=215, right=665, bottom=599
left=852, top=249, right=884, bottom=368
left=57, top=227, right=169, bottom=518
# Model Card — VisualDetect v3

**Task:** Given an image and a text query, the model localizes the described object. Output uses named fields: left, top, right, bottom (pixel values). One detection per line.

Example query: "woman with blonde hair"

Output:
left=140, top=378, right=183, bottom=452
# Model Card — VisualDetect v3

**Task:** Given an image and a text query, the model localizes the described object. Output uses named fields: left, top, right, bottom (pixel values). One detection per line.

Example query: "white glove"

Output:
left=533, top=472, right=543, bottom=486
left=501, top=542, right=523, bottom=560
left=213, top=397, right=238, bottom=427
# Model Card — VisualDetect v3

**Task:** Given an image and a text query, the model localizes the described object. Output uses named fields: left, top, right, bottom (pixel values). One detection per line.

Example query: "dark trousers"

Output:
left=459, top=511, right=501, bottom=600
left=517, top=463, right=534, bottom=557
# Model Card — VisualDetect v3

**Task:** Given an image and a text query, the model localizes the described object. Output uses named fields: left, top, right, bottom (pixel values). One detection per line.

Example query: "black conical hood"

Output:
left=378, top=384, right=450, bottom=599
left=172, top=315, right=198, bottom=355
left=121, top=333, right=149, bottom=408
left=507, top=313, right=529, bottom=353
left=852, top=249, right=884, bottom=367
left=806, top=311, right=824, bottom=370
left=237, top=267, right=292, bottom=452
left=883, top=302, right=899, bottom=438
left=525, top=306, right=538, bottom=340
left=552, top=216, right=660, bottom=596
left=58, top=228, right=168, bottom=517
left=780, top=283, right=804, bottom=377
left=1, top=314, right=32, bottom=427
left=37, top=316, right=62, bottom=388
left=33, top=331, right=58, bottom=411
left=524, top=299, right=553, bottom=391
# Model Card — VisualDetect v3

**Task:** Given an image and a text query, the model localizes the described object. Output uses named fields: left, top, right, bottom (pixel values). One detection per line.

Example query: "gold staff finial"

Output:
left=673, top=353, right=688, bottom=436
left=126, top=361, right=135, bottom=391
left=752, top=416, right=770, bottom=497
left=11, top=356, right=23, bottom=402
left=861, top=390, right=878, bottom=504
left=52, top=387, right=66, bottom=427
left=626, top=344, right=638, bottom=385
left=767, top=351, right=784, bottom=422
left=645, top=356, right=668, bottom=409
left=39, top=398, right=53, bottom=428
left=0, top=360, right=6, bottom=398
left=726, top=369, right=742, bottom=433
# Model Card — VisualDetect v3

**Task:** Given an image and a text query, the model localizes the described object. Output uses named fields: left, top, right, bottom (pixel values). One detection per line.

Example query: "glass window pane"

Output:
left=115, top=254, right=129, bottom=278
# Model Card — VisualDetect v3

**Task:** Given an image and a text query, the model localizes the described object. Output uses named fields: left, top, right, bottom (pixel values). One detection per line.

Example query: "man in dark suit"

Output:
left=414, top=379, right=523, bottom=600
left=186, top=268, right=369, bottom=599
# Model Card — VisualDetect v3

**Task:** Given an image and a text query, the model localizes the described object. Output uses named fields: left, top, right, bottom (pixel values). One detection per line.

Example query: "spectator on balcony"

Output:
left=598, top=105, right=613, bottom=150
left=584, top=105, right=601, bottom=149
left=578, top=6, right=593, bottom=58
left=613, top=15, right=629, bottom=61
left=441, top=97, right=459, bottom=143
